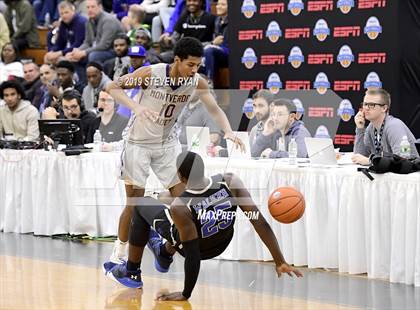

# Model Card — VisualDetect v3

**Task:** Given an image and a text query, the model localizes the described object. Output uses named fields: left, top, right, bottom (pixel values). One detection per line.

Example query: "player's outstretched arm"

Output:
left=225, top=173, right=303, bottom=278
left=105, top=66, right=158, bottom=120
left=156, top=198, right=201, bottom=301
left=197, top=78, right=245, bottom=152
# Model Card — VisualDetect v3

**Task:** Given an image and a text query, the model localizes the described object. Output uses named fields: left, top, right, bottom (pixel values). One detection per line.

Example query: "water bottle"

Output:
left=289, top=137, right=298, bottom=165
left=94, top=130, right=102, bottom=152
left=399, top=135, right=411, bottom=159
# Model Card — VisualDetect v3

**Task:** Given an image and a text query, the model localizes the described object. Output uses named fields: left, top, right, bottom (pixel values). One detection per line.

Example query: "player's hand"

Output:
left=261, top=148, right=272, bottom=158
left=351, top=153, right=370, bottom=166
left=354, top=110, right=366, bottom=129
left=134, top=105, right=159, bottom=122
left=224, top=132, right=245, bottom=152
left=276, top=263, right=303, bottom=278
left=155, top=291, right=187, bottom=301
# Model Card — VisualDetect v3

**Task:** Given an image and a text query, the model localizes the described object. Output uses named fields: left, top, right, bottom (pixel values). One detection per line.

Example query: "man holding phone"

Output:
left=352, top=88, right=418, bottom=165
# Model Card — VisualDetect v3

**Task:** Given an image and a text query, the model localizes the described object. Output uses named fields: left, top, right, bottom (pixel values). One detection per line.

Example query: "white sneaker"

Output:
left=109, top=240, right=127, bottom=264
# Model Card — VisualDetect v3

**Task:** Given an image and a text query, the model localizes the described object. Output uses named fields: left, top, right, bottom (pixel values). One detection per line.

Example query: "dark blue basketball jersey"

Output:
left=178, top=174, right=238, bottom=259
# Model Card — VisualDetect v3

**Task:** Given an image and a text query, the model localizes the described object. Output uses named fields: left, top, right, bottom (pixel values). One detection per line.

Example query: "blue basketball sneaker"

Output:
left=103, top=261, right=121, bottom=275
left=147, top=229, right=173, bottom=273
left=107, top=262, right=143, bottom=289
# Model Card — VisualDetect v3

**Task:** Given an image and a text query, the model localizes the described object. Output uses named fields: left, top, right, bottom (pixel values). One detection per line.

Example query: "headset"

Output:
left=59, top=89, right=85, bottom=112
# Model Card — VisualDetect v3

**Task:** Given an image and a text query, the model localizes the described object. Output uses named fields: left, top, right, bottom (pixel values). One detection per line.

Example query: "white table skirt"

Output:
left=1, top=150, right=419, bottom=286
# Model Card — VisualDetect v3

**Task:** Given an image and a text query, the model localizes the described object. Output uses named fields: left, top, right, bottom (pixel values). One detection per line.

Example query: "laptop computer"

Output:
left=304, top=137, right=338, bottom=165
left=226, top=131, right=252, bottom=159
left=186, top=126, right=211, bottom=157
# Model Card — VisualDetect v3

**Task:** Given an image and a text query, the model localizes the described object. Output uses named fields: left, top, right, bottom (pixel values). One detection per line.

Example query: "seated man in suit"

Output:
left=352, top=88, right=419, bottom=165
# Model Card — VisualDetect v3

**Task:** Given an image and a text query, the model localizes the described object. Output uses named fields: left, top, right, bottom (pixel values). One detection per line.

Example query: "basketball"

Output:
left=268, top=187, right=305, bottom=224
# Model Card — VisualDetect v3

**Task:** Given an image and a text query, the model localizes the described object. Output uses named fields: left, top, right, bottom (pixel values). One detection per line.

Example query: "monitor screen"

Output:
left=38, top=119, right=84, bottom=146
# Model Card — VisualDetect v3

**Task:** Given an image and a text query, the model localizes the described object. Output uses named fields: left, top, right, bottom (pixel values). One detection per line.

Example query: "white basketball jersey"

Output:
left=128, top=63, right=199, bottom=144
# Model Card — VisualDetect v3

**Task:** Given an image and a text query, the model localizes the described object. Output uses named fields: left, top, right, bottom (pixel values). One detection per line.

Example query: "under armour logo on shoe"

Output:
left=130, top=275, right=138, bottom=280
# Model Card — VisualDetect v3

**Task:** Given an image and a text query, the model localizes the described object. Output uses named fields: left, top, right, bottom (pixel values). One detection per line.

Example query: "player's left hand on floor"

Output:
left=224, top=132, right=246, bottom=153
left=155, top=291, right=187, bottom=301
left=276, top=263, right=304, bottom=278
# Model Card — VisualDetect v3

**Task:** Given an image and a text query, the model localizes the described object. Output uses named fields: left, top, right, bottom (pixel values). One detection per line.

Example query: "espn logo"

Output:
left=307, top=0, right=333, bottom=11
left=261, top=55, right=286, bottom=65
left=358, top=53, right=386, bottom=64
left=334, top=134, right=355, bottom=145
left=285, top=81, right=311, bottom=90
left=285, top=28, right=310, bottom=39
left=333, top=26, right=361, bottom=38
left=358, top=0, right=386, bottom=9
left=308, top=54, right=334, bottom=65
left=239, top=81, right=264, bottom=90
left=308, top=107, right=334, bottom=118
left=260, top=3, right=285, bottom=14
left=238, top=30, right=263, bottom=41
left=333, top=81, right=361, bottom=92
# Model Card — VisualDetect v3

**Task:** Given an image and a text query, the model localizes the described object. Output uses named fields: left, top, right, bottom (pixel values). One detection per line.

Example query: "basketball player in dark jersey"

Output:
left=103, top=151, right=303, bottom=301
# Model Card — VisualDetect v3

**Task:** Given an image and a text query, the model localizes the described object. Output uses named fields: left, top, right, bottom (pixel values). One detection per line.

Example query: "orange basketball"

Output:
left=268, top=187, right=305, bottom=224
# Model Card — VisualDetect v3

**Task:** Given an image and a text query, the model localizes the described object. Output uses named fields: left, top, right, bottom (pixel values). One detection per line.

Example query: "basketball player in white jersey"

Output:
left=106, top=37, right=244, bottom=263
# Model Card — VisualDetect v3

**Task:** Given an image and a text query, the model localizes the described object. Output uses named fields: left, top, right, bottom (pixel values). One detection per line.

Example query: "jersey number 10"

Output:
left=159, top=104, right=176, bottom=118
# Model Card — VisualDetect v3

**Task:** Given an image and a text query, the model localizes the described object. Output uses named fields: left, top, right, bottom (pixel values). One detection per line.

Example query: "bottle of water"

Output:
left=94, top=130, right=102, bottom=152
left=289, top=137, right=298, bottom=165
left=399, top=135, right=411, bottom=159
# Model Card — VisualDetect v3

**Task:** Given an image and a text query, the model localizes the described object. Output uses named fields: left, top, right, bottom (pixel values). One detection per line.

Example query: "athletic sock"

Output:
left=127, top=260, right=140, bottom=272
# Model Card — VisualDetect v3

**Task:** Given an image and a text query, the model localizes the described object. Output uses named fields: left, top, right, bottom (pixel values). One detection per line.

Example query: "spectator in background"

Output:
left=203, top=0, right=228, bottom=87
left=82, top=61, right=111, bottom=111
left=159, top=0, right=210, bottom=43
left=44, top=1, right=87, bottom=65
left=66, top=0, right=125, bottom=81
left=112, top=0, right=140, bottom=21
left=134, top=27, right=160, bottom=64
left=22, top=62, right=43, bottom=107
left=176, top=89, right=221, bottom=151
left=33, top=0, right=60, bottom=27
left=147, top=0, right=173, bottom=42
left=138, top=0, right=167, bottom=25
left=4, top=0, right=40, bottom=50
left=0, top=42, right=23, bottom=83
left=124, top=4, right=148, bottom=34
left=251, top=99, right=311, bottom=158
left=87, top=90, right=128, bottom=143
left=37, top=63, right=57, bottom=113
left=352, top=88, right=419, bottom=165
left=0, top=80, right=39, bottom=140
left=42, top=89, right=96, bottom=143
left=116, top=44, right=149, bottom=118
left=0, top=12, right=10, bottom=51
left=249, top=90, right=273, bottom=147
left=159, top=0, right=214, bottom=63
left=104, top=35, right=131, bottom=80
left=45, top=60, right=84, bottom=102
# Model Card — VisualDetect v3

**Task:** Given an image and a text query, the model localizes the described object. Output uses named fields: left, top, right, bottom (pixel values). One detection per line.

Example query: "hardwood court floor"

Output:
left=1, top=233, right=419, bottom=310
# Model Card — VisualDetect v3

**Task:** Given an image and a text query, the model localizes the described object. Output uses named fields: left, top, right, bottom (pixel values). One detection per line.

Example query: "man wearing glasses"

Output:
left=42, top=90, right=96, bottom=144
left=87, top=90, right=128, bottom=143
left=251, top=98, right=311, bottom=158
left=352, top=88, right=419, bottom=165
